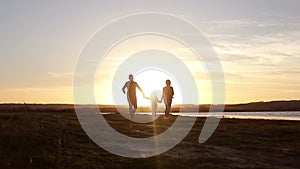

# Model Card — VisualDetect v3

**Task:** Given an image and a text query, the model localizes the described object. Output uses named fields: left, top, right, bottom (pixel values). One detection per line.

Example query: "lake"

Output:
left=172, top=111, right=300, bottom=121
left=106, top=111, right=300, bottom=121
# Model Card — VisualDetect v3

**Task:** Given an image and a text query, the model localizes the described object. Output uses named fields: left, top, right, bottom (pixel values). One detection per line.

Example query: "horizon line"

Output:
left=0, top=99, right=299, bottom=106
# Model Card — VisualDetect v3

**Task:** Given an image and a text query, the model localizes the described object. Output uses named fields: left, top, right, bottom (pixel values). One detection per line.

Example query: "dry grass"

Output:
left=0, top=110, right=299, bottom=169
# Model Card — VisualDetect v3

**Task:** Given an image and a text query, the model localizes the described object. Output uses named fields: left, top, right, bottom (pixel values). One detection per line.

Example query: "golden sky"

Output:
left=0, top=1, right=300, bottom=104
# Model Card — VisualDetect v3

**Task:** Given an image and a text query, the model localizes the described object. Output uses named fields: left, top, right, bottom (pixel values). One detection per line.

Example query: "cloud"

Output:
left=191, top=19, right=300, bottom=97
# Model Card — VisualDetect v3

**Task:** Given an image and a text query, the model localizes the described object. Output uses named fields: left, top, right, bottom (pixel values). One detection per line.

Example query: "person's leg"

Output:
left=152, top=102, right=157, bottom=116
left=132, top=102, right=137, bottom=114
left=165, top=100, right=172, bottom=118
left=130, top=106, right=135, bottom=117
left=130, top=97, right=137, bottom=118
left=127, top=95, right=134, bottom=119
left=166, top=104, right=170, bottom=117
left=151, top=103, right=154, bottom=116
left=164, top=100, right=169, bottom=119
left=132, top=108, right=136, bottom=116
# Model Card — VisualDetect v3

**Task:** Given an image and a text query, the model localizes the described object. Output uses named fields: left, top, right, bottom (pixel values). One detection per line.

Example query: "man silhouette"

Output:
left=122, top=74, right=145, bottom=118
left=161, top=79, right=174, bottom=119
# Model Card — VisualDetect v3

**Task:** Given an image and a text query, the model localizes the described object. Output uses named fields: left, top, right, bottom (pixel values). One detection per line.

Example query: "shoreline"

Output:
left=100, top=111, right=300, bottom=122
left=1, top=100, right=300, bottom=112
left=1, top=106, right=300, bottom=121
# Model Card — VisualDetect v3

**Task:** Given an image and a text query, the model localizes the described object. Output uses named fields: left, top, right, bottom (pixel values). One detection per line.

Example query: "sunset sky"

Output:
left=1, top=0, right=300, bottom=104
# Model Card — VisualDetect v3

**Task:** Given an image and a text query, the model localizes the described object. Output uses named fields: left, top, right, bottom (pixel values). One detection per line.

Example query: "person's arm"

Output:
left=160, top=94, right=164, bottom=103
left=122, top=82, right=128, bottom=94
left=160, top=88, right=165, bottom=102
left=137, top=83, right=145, bottom=97
left=171, top=87, right=174, bottom=97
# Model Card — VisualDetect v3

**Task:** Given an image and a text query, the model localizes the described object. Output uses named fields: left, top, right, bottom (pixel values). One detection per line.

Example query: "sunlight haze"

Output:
left=0, top=0, right=299, bottom=104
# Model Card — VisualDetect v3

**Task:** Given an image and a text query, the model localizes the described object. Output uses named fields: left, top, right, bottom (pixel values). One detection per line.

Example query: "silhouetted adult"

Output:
left=161, top=79, right=174, bottom=119
left=122, top=74, right=145, bottom=118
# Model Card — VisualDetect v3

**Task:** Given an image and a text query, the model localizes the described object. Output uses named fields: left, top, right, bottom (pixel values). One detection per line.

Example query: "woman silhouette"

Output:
left=161, top=79, right=174, bottom=119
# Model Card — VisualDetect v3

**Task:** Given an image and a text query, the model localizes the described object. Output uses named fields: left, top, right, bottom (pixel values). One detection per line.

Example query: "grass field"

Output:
left=0, top=110, right=299, bottom=169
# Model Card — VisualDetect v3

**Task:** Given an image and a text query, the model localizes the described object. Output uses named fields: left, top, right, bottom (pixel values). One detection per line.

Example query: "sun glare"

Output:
left=94, top=34, right=212, bottom=105
left=134, top=69, right=182, bottom=106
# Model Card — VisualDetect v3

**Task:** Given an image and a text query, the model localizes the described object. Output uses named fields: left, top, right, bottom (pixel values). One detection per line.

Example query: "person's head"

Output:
left=129, top=74, right=134, bottom=81
left=150, top=92, right=157, bottom=98
left=166, top=79, right=171, bottom=86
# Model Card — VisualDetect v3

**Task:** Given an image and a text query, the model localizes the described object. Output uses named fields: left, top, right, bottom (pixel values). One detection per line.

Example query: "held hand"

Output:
left=143, top=93, right=149, bottom=100
left=159, top=98, right=163, bottom=103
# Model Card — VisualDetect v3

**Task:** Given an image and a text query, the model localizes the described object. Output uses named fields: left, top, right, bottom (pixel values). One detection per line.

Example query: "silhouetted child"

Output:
left=144, top=92, right=162, bottom=116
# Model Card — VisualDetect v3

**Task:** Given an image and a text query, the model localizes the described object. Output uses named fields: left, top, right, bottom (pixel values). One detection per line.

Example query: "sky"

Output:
left=0, top=0, right=300, bottom=104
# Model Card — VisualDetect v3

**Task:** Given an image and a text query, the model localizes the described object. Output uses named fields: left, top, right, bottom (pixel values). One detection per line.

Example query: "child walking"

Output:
left=144, top=91, right=162, bottom=116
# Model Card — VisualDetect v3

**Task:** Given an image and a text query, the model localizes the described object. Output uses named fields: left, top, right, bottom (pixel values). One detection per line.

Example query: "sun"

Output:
left=133, top=69, right=182, bottom=106
left=93, top=34, right=211, bottom=106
